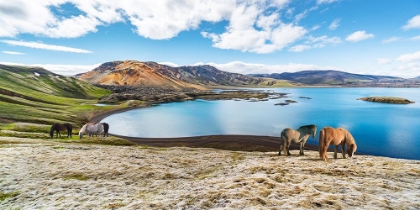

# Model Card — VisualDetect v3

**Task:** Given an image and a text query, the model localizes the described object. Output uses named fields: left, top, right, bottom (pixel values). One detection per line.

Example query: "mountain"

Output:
left=0, top=64, right=110, bottom=124
left=249, top=70, right=403, bottom=85
left=77, top=60, right=270, bottom=89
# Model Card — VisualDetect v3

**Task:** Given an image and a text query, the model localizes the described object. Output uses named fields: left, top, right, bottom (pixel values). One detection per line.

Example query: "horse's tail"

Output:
left=319, top=128, right=325, bottom=159
left=49, top=124, right=56, bottom=138
left=79, top=124, right=87, bottom=139
left=102, top=123, right=109, bottom=137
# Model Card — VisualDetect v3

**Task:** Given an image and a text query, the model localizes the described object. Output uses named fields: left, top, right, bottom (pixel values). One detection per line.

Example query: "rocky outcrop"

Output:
left=97, top=85, right=287, bottom=104
left=358, top=97, right=415, bottom=104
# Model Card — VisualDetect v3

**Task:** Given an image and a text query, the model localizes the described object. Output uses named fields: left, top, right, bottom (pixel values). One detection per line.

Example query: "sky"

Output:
left=0, top=0, right=420, bottom=78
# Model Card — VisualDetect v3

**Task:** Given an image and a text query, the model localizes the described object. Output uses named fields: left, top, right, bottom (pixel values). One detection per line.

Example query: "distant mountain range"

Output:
left=250, top=70, right=420, bottom=86
left=76, top=60, right=290, bottom=89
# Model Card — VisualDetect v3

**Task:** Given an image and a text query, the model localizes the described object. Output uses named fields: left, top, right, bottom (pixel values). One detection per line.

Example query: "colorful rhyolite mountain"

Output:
left=77, top=60, right=265, bottom=89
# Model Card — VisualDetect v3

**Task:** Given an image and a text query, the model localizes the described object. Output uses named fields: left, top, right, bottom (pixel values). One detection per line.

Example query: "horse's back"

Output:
left=321, top=127, right=347, bottom=145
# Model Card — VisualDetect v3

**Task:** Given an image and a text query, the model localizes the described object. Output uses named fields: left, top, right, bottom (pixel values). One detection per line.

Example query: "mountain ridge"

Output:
left=76, top=60, right=290, bottom=89
left=249, top=70, right=420, bottom=86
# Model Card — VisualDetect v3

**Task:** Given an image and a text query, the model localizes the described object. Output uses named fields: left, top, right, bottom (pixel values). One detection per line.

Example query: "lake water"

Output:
left=102, top=88, right=420, bottom=160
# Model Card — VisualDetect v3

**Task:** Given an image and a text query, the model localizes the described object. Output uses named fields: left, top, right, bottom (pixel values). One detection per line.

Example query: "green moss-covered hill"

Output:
left=0, top=64, right=119, bottom=138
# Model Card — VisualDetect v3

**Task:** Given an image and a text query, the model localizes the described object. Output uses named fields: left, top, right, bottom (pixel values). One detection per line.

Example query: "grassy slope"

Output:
left=0, top=64, right=292, bottom=143
left=0, top=65, right=132, bottom=142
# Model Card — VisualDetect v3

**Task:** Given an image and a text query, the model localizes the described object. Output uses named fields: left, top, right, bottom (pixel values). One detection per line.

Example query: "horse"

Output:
left=49, top=123, right=73, bottom=138
left=102, top=122, right=109, bottom=137
left=319, top=127, right=357, bottom=161
left=79, top=123, right=104, bottom=139
left=278, top=124, right=317, bottom=156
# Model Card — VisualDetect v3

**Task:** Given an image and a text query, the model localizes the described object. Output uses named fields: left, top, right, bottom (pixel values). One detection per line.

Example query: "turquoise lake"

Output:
left=102, top=88, right=420, bottom=160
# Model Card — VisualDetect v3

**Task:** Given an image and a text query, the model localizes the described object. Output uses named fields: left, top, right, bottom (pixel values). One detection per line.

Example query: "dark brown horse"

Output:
left=50, top=123, right=73, bottom=138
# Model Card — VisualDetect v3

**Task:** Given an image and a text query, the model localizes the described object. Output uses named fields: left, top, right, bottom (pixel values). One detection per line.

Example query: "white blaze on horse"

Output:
left=319, top=127, right=357, bottom=161
left=279, top=124, right=317, bottom=156
left=79, top=123, right=104, bottom=139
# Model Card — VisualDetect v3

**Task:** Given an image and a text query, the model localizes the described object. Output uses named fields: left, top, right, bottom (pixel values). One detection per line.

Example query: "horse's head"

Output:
left=311, top=125, right=317, bottom=138
left=347, top=143, right=357, bottom=158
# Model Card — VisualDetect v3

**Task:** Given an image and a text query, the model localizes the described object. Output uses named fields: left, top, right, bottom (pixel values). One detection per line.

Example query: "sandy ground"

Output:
left=1, top=137, right=419, bottom=209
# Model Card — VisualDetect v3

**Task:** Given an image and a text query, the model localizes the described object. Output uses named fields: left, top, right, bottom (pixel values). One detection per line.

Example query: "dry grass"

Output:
left=0, top=137, right=419, bottom=209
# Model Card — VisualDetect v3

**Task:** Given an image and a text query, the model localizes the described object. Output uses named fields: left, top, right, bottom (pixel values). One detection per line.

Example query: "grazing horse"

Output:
left=101, top=122, right=109, bottom=137
left=279, top=124, right=317, bottom=156
left=79, top=123, right=104, bottom=139
left=49, top=123, right=73, bottom=138
left=319, top=127, right=357, bottom=161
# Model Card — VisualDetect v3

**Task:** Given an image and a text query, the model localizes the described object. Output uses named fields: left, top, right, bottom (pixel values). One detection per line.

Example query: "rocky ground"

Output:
left=96, top=85, right=287, bottom=104
left=1, top=137, right=419, bottom=209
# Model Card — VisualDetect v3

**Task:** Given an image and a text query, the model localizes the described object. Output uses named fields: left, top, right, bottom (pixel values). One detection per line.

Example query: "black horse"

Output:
left=49, top=123, right=73, bottom=138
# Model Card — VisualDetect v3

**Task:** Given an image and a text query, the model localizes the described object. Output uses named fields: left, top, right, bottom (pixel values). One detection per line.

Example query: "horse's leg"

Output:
left=323, top=140, right=331, bottom=161
left=286, top=141, right=292, bottom=156
left=341, top=142, right=346, bottom=159
left=334, top=145, right=338, bottom=159
left=278, top=139, right=283, bottom=156
left=299, top=141, right=304, bottom=155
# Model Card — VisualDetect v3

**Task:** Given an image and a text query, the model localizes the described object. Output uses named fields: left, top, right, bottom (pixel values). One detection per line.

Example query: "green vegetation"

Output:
left=358, top=96, right=415, bottom=104
left=0, top=191, right=20, bottom=201
left=0, top=64, right=135, bottom=145
left=62, top=173, right=89, bottom=181
left=0, top=65, right=114, bottom=125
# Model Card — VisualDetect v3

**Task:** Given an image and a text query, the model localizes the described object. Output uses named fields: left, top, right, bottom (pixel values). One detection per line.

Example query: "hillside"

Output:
left=250, top=70, right=403, bottom=85
left=77, top=60, right=290, bottom=89
left=0, top=64, right=112, bottom=125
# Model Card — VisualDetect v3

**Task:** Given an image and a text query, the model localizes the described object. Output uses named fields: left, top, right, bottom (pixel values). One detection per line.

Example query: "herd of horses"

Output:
left=49, top=122, right=109, bottom=139
left=49, top=122, right=356, bottom=161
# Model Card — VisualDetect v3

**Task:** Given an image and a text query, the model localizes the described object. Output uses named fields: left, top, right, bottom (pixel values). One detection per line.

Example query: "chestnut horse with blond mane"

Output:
left=319, top=127, right=357, bottom=161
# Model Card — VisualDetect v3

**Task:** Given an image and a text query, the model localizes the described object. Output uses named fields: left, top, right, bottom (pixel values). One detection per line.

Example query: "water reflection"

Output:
left=103, top=88, right=420, bottom=159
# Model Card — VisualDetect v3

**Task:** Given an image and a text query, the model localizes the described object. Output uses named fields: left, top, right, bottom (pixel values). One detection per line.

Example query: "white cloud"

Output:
left=306, top=35, right=341, bottom=48
left=382, top=36, right=400, bottom=43
left=395, top=51, right=420, bottom=77
left=0, top=61, right=100, bottom=75
left=289, top=45, right=312, bottom=52
left=2, top=51, right=24, bottom=55
left=0, top=0, right=309, bottom=54
left=396, top=51, right=420, bottom=63
left=158, top=62, right=180, bottom=67
left=289, top=35, right=341, bottom=52
left=377, top=58, right=391, bottom=65
left=402, top=15, right=420, bottom=30
left=202, top=5, right=308, bottom=54
left=345, top=31, right=374, bottom=42
left=316, top=0, right=338, bottom=5
left=328, top=18, right=340, bottom=30
left=1, top=40, right=92, bottom=53
left=410, top=35, right=420, bottom=41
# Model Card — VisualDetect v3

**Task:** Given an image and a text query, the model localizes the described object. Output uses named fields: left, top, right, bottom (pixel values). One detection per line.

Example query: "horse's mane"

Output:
left=79, top=124, right=88, bottom=134
left=49, top=123, right=58, bottom=137
left=344, top=130, right=356, bottom=145
left=299, top=124, right=316, bottom=130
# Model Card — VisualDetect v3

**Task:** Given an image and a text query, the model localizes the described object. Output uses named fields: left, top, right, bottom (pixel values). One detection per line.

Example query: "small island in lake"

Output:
left=358, top=96, right=415, bottom=104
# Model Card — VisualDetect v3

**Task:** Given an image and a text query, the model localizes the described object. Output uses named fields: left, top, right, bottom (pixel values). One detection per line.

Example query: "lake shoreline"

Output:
left=89, top=102, right=329, bottom=153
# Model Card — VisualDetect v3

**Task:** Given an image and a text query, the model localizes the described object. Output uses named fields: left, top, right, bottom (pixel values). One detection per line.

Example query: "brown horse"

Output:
left=319, top=127, right=357, bottom=161
left=49, top=123, right=73, bottom=138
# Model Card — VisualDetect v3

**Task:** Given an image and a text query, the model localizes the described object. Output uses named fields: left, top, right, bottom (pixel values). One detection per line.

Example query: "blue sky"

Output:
left=1, top=0, right=420, bottom=78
